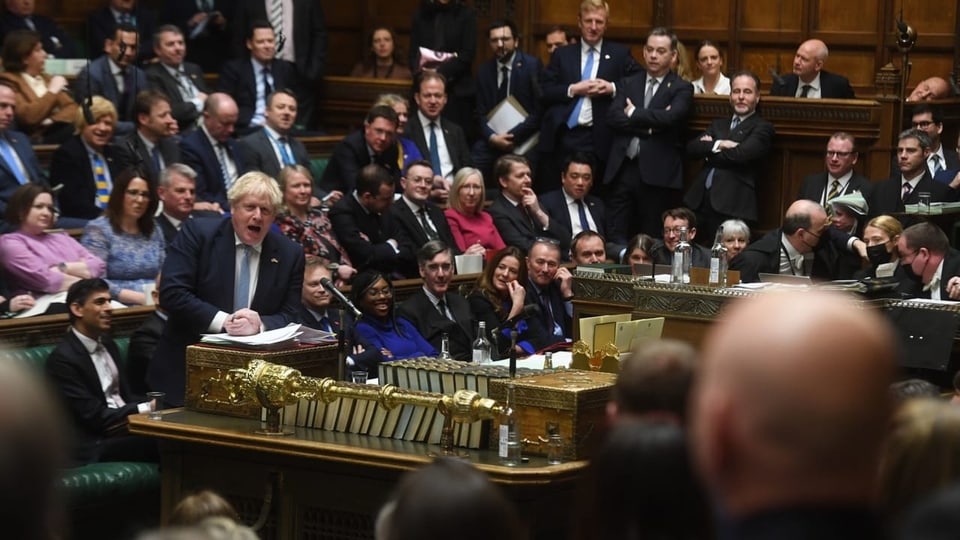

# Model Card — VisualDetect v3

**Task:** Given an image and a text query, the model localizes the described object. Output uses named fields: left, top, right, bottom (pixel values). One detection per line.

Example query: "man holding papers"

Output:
left=472, top=18, right=543, bottom=186
left=149, top=171, right=304, bottom=405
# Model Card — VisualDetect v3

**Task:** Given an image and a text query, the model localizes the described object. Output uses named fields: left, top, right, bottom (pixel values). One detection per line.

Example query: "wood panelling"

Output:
left=903, top=1, right=958, bottom=35
left=812, top=1, right=878, bottom=34
left=672, top=0, right=731, bottom=31
left=739, top=0, right=804, bottom=31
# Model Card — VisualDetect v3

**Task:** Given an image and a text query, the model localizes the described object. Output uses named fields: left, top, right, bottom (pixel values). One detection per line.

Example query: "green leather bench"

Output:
left=1, top=337, right=161, bottom=537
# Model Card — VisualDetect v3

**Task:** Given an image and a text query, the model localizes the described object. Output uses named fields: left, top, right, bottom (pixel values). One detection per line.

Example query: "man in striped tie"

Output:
left=795, top=132, right=872, bottom=209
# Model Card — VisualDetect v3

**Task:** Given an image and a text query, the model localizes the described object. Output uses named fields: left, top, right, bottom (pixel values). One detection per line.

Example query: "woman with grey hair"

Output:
left=719, top=219, right=750, bottom=262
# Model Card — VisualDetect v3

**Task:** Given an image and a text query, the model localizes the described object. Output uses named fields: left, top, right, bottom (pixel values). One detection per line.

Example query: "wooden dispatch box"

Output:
left=488, top=370, right=617, bottom=461
left=185, top=343, right=339, bottom=418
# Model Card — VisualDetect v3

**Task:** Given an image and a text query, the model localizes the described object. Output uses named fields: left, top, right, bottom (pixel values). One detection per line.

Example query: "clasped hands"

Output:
left=571, top=79, right=613, bottom=97
left=224, top=308, right=262, bottom=336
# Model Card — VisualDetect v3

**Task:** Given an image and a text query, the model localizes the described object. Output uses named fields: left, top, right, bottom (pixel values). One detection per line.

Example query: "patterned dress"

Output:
left=276, top=208, right=352, bottom=265
left=81, top=217, right=165, bottom=300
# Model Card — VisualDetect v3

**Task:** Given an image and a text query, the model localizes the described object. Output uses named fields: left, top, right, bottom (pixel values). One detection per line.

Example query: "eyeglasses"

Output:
left=365, top=287, right=393, bottom=299
left=125, top=189, right=151, bottom=199
left=825, top=150, right=855, bottom=158
left=663, top=227, right=688, bottom=235
left=913, top=121, right=935, bottom=129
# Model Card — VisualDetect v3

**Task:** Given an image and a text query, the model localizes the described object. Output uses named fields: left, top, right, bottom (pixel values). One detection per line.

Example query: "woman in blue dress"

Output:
left=81, top=169, right=164, bottom=305
left=350, top=270, right=436, bottom=371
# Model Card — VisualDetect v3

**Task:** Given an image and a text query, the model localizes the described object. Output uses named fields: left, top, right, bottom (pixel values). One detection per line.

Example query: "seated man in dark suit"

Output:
left=769, top=39, right=855, bottom=99
left=156, top=163, right=220, bottom=251
left=389, top=160, right=463, bottom=277
left=112, top=90, right=181, bottom=187
left=218, top=20, right=300, bottom=133
left=237, top=89, right=310, bottom=178
left=897, top=221, right=960, bottom=300
left=570, top=230, right=607, bottom=265
left=320, top=105, right=401, bottom=196
left=796, top=132, right=872, bottom=207
left=472, top=18, right=543, bottom=184
left=731, top=199, right=866, bottom=283
left=144, top=24, right=210, bottom=131
left=87, top=0, right=156, bottom=62
left=149, top=171, right=305, bottom=406
left=540, top=152, right=620, bottom=259
left=0, top=0, right=79, bottom=57
left=524, top=238, right=573, bottom=342
left=298, top=256, right=379, bottom=367
left=180, top=93, right=248, bottom=209
left=868, top=129, right=956, bottom=219
left=0, top=79, right=48, bottom=231
left=51, top=96, right=125, bottom=221
left=45, top=278, right=157, bottom=465
left=649, top=207, right=711, bottom=268
left=397, top=241, right=476, bottom=361
left=73, top=22, right=147, bottom=136
left=909, top=103, right=960, bottom=182
left=407, top=72, right=473, bottom=203
left=487, top=154, right=566, bottom=252
left=329, top=164, right=405, bottom=275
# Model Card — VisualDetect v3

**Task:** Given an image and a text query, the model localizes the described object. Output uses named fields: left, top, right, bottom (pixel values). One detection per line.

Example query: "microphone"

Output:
left=319, top=277, right=362, bottom=320
left=495, top=304, right=541, bottom=332
left=768, top=67, right=785, bottom=87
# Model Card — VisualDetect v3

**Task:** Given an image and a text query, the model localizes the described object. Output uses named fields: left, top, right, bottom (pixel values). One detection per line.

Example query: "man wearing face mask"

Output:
left=897, top=222, right=960, bottom=300
left=731, top=199, right=867, bottom=283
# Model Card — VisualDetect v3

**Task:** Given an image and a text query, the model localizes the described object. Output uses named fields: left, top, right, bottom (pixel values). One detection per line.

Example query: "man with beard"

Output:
left=472, top=18, right=542, bottom=183
left=238, top=89, right=310, bottom=177
left=731, top=199, right=866, bottom=283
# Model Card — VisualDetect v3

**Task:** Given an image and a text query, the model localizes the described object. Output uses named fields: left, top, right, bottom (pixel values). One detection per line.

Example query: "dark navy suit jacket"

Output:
left=539, top=189, right=607, bottom=257
left=0, top=13, right=79, bottom=58
left=769, top=70, right=855, bottom=99
left=328, top=194, right=402, bottom=274
left=0, top=129, right=47, bottom=218
left=539, top=41, right=640, bottom=155
left=73, top=55, right=148, bottom=134
left=180, top=128, right=249, bottom=208
left=50, top=135, right=125, bottom=220
left=150, top=217, right=305, bottom=405
left=46, top=331, right=143, bottom=464
left=112, top=132, right=181, bottom=186
left=388, top=199, right=461, bottom=277
left=476, top=51, right=542, bottom=143
left=396, top=289, right=475, bottom=362
left=144, top=62, right=210, bottom=131
left=320, top=129, right=401, bottom=195
left=684, top=113, right=776, bottom=222
left=87, top=6, right=156, bottom=62
left=487, top=193, right=567, bottom=252
left=217, top=57, right=300, bottom=130
left=604, top=70, right=694, bottom=187
left=867, top=172, right=955, bottom=219
left=237, top=127, right=310, bottom=178
left=796, top=172, right=872, bottom=204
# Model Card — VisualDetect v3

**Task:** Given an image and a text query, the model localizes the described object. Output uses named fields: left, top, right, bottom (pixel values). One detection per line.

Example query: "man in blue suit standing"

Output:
left=73, top=22, right=147, bottom=136
left=538, top=0, right=639, bottom=192
left=472, top=18, right=542, bottom=186
left=150, top=171, right=304, bottom=406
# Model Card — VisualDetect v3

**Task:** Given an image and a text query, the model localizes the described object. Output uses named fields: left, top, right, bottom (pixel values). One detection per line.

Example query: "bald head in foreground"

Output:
left=691, top=291, right=895, bottom=538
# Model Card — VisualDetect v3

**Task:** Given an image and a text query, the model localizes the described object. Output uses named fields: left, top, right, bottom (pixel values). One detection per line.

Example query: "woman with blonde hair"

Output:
left=444, top=167, right=503, bottom=260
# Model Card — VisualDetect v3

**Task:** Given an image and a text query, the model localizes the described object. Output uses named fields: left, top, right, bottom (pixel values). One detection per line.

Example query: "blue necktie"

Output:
left=576, top=199, right=590, bottom=232
left=566, top=48, right=595, bottom=129
left=151, top=146, right=161, bottom=172
left=0, top=138, right=27, bottom=185
left=428, top=122, right=442, bottom=176
left=277, top=137, right=294, bottom=165
left=319, top=316, right=331, bottom=333
left=234, top=245, right=251, bottom=310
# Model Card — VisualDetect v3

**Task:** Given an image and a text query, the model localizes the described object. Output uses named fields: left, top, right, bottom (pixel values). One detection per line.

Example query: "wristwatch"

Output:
left=57, top=262, right=67, bottom=272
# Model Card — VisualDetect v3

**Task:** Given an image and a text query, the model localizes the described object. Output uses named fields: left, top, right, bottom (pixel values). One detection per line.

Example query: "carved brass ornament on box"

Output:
left=202, top=359, right=502, bottom=455
left=569, top=340, right=619, bottom=373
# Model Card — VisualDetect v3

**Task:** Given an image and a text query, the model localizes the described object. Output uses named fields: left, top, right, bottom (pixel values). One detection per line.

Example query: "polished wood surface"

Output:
left=131, top=410, right=587, bottom=540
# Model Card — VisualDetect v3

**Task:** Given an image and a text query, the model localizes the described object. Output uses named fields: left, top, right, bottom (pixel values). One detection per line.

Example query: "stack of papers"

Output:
left=201, top=324, right=303, bottom=349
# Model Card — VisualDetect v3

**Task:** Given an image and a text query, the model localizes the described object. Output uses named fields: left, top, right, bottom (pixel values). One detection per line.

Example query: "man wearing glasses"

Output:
left=731, top=199, right=866, bottom=283
left=908, top=104, right=960, bottom=183
left=796, top=132, right=872, bottom=207
left=389, top=160, right=463, bottom=277
left=897, top=222, right=960, bottom=300
left=649, top=207, right=711, bottom=268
